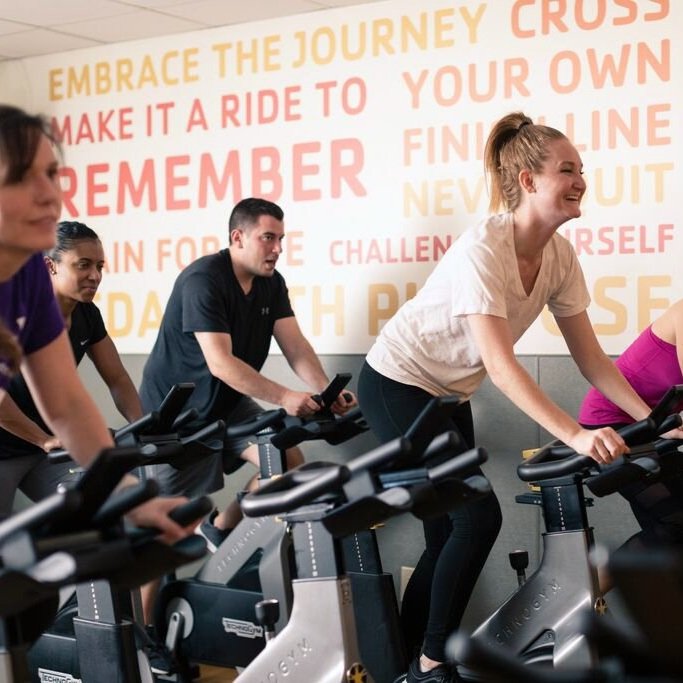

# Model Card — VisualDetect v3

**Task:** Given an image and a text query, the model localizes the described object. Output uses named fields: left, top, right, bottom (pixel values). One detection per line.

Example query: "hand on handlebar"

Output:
left=661, top=424, right=683, bottom=441
left=281, top=390, right=322, bottom=418
left=42, top=435, right=62, bottom=452
left=329, top=390, right=357, bottom=415
left=567, top=426, right=628, bottom=465
left=125, top=495, right=194, bottom=544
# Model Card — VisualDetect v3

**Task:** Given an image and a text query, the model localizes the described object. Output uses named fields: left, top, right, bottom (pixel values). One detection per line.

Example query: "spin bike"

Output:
left=449, top=517, right=683, bottom=683
left=237, top=425, right=492, bottom=683
left=26, top=384, right=220, bottom=683
left=451, top=385, right=683, bottom=679
left=157, top=392, right=470, bottom=683
left=0, top=446, right=210, bottom=683
left=155, top=374, right=369, bottom=675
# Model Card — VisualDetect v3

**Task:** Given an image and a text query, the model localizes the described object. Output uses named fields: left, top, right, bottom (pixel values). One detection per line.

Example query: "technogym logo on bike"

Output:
left=222, top=617, right=264, bottom=639
left=38, top=670, right=81, bottom=683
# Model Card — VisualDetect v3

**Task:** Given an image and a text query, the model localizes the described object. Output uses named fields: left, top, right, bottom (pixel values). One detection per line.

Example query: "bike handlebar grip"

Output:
left=224, top=408, right=287, bottom=438
left=517, top=453, right=594, bottom=481
left=93, top=479, right=160, bottom=526
left=182, top=419, right=226, bottom=445
left=127, top=495, right=214, bottom=542
left=346, top=437, right=411, bottom=474
left=615, top=416, right=658, bottom=444
left=337, top=406, right=364, bottom=423
left=270, top=424, right=314, bottom=450
left=114, top=411, right=160, bottom=441
left=167, top=495, right=213, bottom=527
left=654, top=436, right=683, bottom=455
left=648, top=383, right=683, bottom=428
left=171, top=408, right=198, bottom=432
left=46, top=448, right=72, bottom=464
left=241, top=464, right=349, bottom=517
left=427, top=447, right=488, bottom=481
left=420, top=431, right=467, bottom=464
left=0, top=490, right=82, bottom=544
left=657, top=413, right=682, bottom=434
left=146, top=442, right=185, bottom=462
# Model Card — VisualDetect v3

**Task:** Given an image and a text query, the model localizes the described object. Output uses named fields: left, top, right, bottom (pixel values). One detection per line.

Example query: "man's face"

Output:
left=231, top=214, right=285, bottom=278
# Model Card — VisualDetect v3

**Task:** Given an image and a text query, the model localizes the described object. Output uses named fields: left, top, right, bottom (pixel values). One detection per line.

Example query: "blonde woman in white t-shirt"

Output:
left=358, top=111, right=654, bottom=683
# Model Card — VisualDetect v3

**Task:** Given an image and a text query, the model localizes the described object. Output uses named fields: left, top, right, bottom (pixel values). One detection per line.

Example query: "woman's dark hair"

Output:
left=228, top=197, right=284, bottom=244
left=484, top=111, right=567, bottom=213
left=46, top=221, right=100, bottom=261
left=0, top=105, right=56, bottom=185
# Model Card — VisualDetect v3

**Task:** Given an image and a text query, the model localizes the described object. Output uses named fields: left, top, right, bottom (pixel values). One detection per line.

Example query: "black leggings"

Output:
left=583, top=421, right=683, bottom=548
left=358, top=362, right=502, bottom=661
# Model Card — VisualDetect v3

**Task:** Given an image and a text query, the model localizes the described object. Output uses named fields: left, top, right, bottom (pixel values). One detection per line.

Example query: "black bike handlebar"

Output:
left=428, top=446, right=488, bottom=481
left=346, top=437, right=411, bottom=475
left=113, top=410, right=160, bottom=441
left=519, top=386, right=683, bottom=482
left=224, top=408, right=287, bottom=438
left=517, top=416, right=658, bottom=482
left=0, top=490, right=82, bottom=545
left=240, top=464, right=350, bottom=517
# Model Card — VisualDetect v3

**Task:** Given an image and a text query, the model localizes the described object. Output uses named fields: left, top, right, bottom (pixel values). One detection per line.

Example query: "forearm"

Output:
left=0, top=395, right=54, bottom=450
left=211, top=354, right=292, bottom=406
left=286, top=349, right=329, bottom=392
left=43, top=394, right=113, bottom=466
left=23, top=335, right=114, bottom=466
left=581, top=354, right=650, bottom=422
left=109, top=376, right=144, bottom=422
left=488, top=360, right=582, bottom=444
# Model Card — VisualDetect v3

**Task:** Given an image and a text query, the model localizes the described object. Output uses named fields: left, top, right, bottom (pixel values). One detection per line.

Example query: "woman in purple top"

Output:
left=579, top=300, right=683, bottom=547
left=0, top=104, right=189, bottom=540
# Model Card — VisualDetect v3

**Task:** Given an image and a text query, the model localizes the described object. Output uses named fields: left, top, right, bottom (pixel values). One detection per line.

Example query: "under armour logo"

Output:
left=261, top=307, right=269, bottom=315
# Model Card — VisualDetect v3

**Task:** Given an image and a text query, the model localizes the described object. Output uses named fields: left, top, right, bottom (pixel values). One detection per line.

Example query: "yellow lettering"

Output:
left=637, top=275, right=670, bottom=330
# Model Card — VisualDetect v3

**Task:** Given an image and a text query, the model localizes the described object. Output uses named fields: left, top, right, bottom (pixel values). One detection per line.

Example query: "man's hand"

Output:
left=329, top=390, right=357, bottom=415
left=281, top=390, right=322, bottom=418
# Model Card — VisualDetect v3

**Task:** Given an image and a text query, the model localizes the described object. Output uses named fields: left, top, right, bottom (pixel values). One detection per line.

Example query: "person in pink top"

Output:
left=579, top=299, right=683, bottom=548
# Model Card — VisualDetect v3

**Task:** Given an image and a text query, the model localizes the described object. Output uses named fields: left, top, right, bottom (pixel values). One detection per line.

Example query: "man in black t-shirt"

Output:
left=140, top=197, right=355, bottom=548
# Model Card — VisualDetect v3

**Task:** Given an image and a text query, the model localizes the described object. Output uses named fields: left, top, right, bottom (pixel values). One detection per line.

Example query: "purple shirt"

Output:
left=578, top=325, right=683, bottom=426
left=0, top=253, right=64, bottom=390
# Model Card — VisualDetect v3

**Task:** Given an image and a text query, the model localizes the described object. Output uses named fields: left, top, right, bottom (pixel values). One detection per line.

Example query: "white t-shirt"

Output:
left=366, top=213, right=590, bottom=399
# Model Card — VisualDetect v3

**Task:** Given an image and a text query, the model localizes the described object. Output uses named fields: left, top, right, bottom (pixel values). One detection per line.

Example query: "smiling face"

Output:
left=230, top=213, right=285, bottom=281
left=0, top=134, right=62, bottom=265
left=527, top=137, right=586, bottom=226
left=48, top=239, right=105, bottom=304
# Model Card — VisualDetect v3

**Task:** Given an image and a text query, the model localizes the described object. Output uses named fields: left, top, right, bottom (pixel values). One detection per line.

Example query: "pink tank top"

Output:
left=578, top=325, right=683, bottom=426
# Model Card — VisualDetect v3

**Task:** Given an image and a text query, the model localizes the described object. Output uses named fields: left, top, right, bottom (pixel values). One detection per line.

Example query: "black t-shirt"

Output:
left=139, top=249, right=294, bottom=429
left=0, top=302, right=107, bottom=459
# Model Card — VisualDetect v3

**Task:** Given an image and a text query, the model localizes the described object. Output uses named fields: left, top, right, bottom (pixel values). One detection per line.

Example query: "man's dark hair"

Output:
left=228, top=197, right=284, bottom=243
